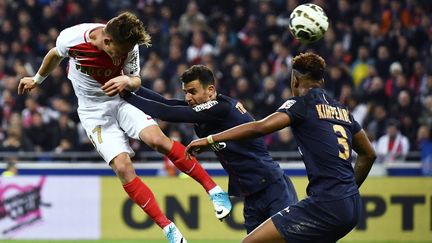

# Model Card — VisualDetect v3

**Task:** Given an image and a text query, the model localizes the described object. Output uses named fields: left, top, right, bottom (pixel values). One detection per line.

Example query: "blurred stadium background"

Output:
left=0, top=0, right=431, bottom=242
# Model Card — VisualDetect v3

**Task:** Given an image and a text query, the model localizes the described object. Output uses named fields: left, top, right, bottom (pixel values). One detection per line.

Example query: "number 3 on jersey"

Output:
left=333, top=124, right=350, bottom=160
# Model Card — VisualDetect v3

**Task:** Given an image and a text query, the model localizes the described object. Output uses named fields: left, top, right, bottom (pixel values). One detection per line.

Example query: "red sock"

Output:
left=167, top=141, right=216, bottom=192
left=123, top=176, right=171, bottom=228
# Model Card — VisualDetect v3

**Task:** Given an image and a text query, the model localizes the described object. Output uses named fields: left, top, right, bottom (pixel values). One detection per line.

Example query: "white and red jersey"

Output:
left=56, top=23, right=140, bottom=106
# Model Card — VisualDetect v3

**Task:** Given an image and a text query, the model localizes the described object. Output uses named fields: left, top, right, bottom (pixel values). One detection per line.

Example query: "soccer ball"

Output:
left=288, top=3, right=329, bottom=44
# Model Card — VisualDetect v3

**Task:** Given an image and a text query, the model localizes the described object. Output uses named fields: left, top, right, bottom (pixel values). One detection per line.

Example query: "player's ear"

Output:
left=103, top=37, right=112, bottom=47
left=292, top=75, right=299, bottom=88
left=207, top=84, right=216, bottom=97
left=291, top=71, right=299, bottom=88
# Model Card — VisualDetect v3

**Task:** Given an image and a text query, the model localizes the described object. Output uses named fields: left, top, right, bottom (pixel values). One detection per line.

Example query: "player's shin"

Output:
left=123, top=176, right=171, bottom=228
left=166, top=140, right=217, bottom=192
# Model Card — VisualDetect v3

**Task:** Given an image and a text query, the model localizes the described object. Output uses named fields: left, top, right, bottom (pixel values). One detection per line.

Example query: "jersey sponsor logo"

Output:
left=279, top=100, right=296, bottom=110
left=67, top=43, right=125, bottom=84
left=192, top=100, right=218, bottom=112
left=210, top=142, right=227, bottom=152
left=75, top=64, right=114, bottom=77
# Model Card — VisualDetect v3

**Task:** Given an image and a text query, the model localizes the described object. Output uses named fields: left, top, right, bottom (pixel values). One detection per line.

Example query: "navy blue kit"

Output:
left=273, top=88, right=362, bottom=242
left=124, top=87, right=298, bottom=232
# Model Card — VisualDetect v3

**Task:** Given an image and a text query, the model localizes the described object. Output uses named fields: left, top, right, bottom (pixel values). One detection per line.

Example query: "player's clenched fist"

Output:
left=18, top=77, right=37, bottom=95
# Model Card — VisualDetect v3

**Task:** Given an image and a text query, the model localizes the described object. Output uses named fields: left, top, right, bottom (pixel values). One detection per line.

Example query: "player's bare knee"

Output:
left=110, top=153, right=136, bottom=181
left=145, top=134, right=171, bottom=153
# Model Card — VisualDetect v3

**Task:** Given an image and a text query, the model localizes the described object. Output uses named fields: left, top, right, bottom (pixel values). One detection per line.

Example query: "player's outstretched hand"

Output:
left=185, top=138, right=208, bottom=160
left=102, top=75, right=129, bottom=97
left=18, top=77, right=37, bottom=95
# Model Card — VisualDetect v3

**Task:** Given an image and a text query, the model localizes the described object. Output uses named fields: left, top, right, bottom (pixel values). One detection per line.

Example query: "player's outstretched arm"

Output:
left=186, top=112, right=290, bottom=156
left=124, top=91, right=220, bottom=123
left=133, top=87, right=187, bottom=106
left=18, top=47, right=64, bottom=95
left=352, top=129, right=376, bottom=188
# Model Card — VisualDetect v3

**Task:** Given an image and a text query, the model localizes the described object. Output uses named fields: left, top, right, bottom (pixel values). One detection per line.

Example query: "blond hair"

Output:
left=105, top=12, right=151, bottom=47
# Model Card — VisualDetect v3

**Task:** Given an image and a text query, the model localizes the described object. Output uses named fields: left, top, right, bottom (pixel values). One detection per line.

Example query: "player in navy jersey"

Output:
left=186, top=53, right=376, bottom=243
left=122, top=64, right=298, bottom=232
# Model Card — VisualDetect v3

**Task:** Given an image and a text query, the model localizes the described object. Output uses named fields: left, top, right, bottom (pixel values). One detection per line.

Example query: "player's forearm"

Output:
left=212, top=122, right=264, bottom=143
left=352, top=130, right=376, bottom=188
left=135, top=87, right=187, bottom=106
left=125, top=92, right=174, bottom=120
left=211, top=112, right=290, bottom=143
left=37, top=48, right=64, bottom=77
left=125, top=93, right=208, bottom=123
left=354, top=154, right=375, bottom=188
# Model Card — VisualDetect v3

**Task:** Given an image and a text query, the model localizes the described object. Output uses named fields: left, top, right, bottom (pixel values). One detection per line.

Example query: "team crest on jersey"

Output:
left=279, top=100, right=296, bottom=110
left=193, top=100, right=218, bottom=112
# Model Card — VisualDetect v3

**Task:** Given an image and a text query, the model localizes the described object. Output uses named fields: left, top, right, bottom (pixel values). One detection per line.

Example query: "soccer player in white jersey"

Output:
left=18, top=12, right=231, bottom=243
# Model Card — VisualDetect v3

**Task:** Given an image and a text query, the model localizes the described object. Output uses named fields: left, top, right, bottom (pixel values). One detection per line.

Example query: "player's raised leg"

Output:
left=139, top=124, right=232, bottom=220
left=110, top=153, right=186, bottom=243
left=241, top=217, right=285, bottom=243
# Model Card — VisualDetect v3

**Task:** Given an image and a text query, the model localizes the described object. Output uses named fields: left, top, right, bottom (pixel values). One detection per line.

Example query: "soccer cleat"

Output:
left=209, top=192, right=232, bottom=220
left=163, top=223, right=187, bottom=243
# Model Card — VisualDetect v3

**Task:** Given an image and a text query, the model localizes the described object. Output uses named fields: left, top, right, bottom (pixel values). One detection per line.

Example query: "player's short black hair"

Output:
left=292, top=52, right=326, bottom=81
left=180, top=65, right=215, bottom=87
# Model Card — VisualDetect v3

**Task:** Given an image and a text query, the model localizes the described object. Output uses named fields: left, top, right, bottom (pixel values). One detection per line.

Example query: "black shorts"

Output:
left=272, top=193, right=361, bottom=243
left=244, top=175, right=298, bottom=233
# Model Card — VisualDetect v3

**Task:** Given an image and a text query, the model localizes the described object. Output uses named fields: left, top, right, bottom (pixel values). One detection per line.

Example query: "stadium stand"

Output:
left=0, top=0, right=431, bottom=174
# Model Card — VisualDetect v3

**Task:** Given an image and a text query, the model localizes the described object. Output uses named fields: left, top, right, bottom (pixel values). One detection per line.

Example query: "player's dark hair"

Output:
left=180, top=65, right=215, bottom=87
left=105, top=12, right=151, bottom=47
left=292, top=52, right=326, bottom=81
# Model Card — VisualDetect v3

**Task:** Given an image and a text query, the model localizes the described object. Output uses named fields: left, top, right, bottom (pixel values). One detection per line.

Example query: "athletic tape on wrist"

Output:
left=206, top=135, right=215, bottom=144
left=33, top=73, right=47, bottom=84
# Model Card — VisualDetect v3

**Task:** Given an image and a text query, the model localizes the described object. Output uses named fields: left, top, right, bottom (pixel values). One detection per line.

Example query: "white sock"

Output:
left=163, top=222, right=175, bottom=235
left=208, top=185, right=223, bottom=195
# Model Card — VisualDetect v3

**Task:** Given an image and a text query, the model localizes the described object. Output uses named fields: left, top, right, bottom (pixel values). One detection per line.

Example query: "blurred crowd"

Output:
left=0, top=0, right=431, bottom=164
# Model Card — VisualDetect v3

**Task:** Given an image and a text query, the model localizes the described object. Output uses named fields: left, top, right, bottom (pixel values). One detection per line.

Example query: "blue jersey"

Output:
left=124, top=88, right=284, bottom=197
left=277, top=88, right=361, bottom=201
left=193, top=94, right=285, bottom=197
